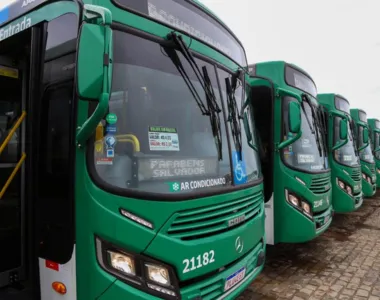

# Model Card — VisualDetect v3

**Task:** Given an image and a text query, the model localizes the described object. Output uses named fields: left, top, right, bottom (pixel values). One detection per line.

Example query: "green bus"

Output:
left=350, top=109, right=376, bottom=197
left=248, top=61, right=333, bottom=245
left=0, top=0, right=266, bottom=299
left=368, top=118, right=380, bottom=187
left=317, top=94, right=363, bottom=212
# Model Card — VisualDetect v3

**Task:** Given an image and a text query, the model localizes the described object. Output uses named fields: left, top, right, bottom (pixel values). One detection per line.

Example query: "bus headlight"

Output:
left=377, top=168, right=380, bottom=174
left=288, top=194, right=300, bottom=207
left=346, top=185, right=353, bottom=196
left=108, top=250, right=136, bottom=276
left=145, top=263, right=171, bottom=285
left=285, top=190, right=313, bottom=219
left=336, top=178, right=353, bottom=196
left=301, top=201, right=312, bottom=218
left=96, top=237, right=178, bottom=298
left=362, top=173, right=372, bottom=184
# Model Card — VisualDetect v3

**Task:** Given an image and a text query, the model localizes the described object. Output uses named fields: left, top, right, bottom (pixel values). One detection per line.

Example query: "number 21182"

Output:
left=182, top=250, right=215, bottom=273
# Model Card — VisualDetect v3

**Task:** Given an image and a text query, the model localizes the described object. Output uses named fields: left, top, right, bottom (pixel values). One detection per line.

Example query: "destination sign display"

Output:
left=285, top=65, right=317, bottom=97
left=0, top=0, right=47, bottom=27
left=335, top=96, right=350, bottom=114
left=137, top=156, right=219, bottom=181
left=113, top=0, right=246, bottom=66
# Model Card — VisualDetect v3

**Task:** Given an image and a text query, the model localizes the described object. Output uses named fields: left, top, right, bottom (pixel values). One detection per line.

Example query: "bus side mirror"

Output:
left=77, top=22, right=113, bottom=99
left=289, top=101, right=301, bottom=133
left=76, top=5, right=113, bottom=146
left=363, top=127, right=369, bottom=144
left=340, top=119, right=348, bottom=140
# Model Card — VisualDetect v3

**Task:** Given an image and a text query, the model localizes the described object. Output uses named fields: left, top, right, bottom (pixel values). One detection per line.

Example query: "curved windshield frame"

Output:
left=281, top=96, right=328, bottom=172
left=372, top=131, right=380, bottom=160
left=333, top=116, right=360, bottom=167
left=89, top=30, right=261, bottom=197
left=358, top=125, right=374, bottom=163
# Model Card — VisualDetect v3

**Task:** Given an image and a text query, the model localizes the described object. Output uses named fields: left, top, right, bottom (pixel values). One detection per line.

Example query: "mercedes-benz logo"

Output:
left=235, top=236, right=244, bottom=254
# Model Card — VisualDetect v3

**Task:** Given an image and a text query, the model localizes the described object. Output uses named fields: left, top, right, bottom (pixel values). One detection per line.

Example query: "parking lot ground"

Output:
left=239, top=194, right=380, bottom=300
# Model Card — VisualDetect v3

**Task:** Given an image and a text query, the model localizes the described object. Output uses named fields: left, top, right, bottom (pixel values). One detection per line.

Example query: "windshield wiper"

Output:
left=202, top=66, right=223, bottom=160
left=317, top=106, right=329, bottom=157
left=349, top=119, right=359, bottom=156
left=226, top=74, right=243, bottom=161
left=166, top=32, right=223, bottom=160
left=162, top=46, right=209, bottom=115
left=300, top=95, right=314, bottom=134
left=302, top=94, right=322, bottom=157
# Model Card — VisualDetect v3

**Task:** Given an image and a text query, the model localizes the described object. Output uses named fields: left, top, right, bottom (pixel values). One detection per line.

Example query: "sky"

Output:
left=200, top=0, right=380, bottom=119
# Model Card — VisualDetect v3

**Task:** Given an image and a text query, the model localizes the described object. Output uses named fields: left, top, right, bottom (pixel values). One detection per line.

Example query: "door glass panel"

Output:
left=0, top=70, right=23, bottom=273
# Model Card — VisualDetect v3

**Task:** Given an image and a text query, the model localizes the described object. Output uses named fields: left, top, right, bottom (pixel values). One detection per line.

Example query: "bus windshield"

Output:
left=91, top=31, right=260, bottom=195
left=282, top=97, right=328, bottom=172
left=358, top=126, right=374, bottom=163
left=333, top=117, right=360, bottom=167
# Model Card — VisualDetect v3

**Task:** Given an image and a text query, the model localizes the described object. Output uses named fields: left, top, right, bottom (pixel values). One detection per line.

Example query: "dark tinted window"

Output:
left=36, top=13, right=77, bottom=264
left=285, top=65, right=317, bottom=97
left=113, top=0, right=247, bottom=66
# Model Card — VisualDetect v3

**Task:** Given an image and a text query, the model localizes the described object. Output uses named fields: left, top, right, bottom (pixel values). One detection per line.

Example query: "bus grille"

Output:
left=167, top=191, right=263, bottom=240
left=309, top=175, right=331, bottom=194
left=351, top=168, right=361, bottom=181
left=194, top=242, right=262, bottom=300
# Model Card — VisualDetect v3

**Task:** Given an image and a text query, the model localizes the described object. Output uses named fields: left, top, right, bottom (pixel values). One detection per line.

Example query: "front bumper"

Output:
left=362, top=178, right=376, bottom=197
left=98, top=239, right=266, bottom=300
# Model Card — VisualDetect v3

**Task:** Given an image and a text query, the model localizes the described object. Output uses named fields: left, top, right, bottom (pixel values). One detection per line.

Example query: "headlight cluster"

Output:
left=285, top=189, right=313, bottom=219
left=95, top=237, right=179, bottom=299
left=362, top=172, right=372, bottom=184
left=336, top=178, right=353, bottom=196
left=377, top=168, right=380, bottom=174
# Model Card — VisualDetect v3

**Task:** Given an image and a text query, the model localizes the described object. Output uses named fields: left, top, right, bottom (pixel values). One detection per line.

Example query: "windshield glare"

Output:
left=92, top=31, right=260, bottom=195
left=282, top=97, right=328, bottom=172
left=333, top=117, right=360, bottom=167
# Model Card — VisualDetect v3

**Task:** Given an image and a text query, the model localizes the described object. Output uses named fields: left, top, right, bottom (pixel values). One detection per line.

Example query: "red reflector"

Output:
left=45, top=260, right=59, bottom=271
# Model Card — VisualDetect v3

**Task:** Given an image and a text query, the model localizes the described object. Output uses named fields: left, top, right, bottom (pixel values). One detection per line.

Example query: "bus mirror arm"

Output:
left=358, top=142, right=369, bottom=152
left=332, top=139, right=348, bottom=151
left=76, top=93, right=109, bottom=147
left=277, top=131, right=302, bottom=150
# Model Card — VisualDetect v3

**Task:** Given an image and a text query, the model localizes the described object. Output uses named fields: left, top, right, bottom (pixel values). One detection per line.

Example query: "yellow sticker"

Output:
left=95, top=141, right=103, bottom=153
left=0, top=65, right=19, bottom=79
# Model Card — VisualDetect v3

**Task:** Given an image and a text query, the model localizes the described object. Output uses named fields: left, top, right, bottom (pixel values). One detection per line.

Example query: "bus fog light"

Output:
left=145, top=263, right=171, bottom=285
left=108, top=250, right=136, bottom=276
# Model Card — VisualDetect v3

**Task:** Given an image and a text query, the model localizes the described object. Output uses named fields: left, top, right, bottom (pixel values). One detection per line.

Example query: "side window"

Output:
left=36, top=13, right=78, bottom=264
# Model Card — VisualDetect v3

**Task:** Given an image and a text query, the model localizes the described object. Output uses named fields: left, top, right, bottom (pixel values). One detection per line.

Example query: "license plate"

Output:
left=324, top=215, right=330, bottom=224
left=224, top=267, right=246, bottom=291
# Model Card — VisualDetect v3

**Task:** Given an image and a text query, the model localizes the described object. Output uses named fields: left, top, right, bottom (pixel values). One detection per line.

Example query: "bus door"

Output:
left=0, top=31, right=29, bottom=289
